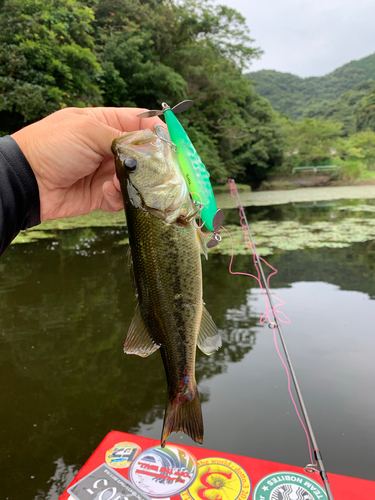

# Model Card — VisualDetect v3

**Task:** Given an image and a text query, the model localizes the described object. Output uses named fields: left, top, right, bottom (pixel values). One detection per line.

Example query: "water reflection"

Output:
left=0, top=206, right=375, bottom=498
left=0, top=233, right=260, bottom=499
left=34, top=459, right=79, bottom=500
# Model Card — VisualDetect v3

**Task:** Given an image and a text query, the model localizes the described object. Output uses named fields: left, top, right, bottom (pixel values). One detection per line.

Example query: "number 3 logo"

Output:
left=197, top=467, right=233, bottom=500
left=186, top=458, right=251, bottom=500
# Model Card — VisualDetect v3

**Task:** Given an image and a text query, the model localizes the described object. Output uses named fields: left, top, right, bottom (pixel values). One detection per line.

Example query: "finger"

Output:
left=102, top=180, right=124, bottom=212
left=76, top=119, right=124, bottom=160
left=83, top=107, right=164, bottom=133
left=112, top=172, right=121, bottom=191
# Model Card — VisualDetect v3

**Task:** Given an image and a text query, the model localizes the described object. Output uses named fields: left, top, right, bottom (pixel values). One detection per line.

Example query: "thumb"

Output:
left=83, top=119, right=124, bottom=159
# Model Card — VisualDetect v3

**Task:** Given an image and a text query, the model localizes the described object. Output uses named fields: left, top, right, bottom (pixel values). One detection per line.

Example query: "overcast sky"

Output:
left=219, top=0, right=375, bottom=77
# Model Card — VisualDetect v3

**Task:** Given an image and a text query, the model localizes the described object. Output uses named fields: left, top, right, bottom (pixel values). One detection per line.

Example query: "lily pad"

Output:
left=12, top=230, right=57, bottom=244
left=11, top=202, right=375, bottom=257
left=211, top=217, right=375, bottom=256
left=11, top=210, right=126, bottom=246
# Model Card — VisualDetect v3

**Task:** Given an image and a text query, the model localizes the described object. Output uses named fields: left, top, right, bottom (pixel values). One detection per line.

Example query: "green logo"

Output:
left=253, top=471, right=328, bottom=500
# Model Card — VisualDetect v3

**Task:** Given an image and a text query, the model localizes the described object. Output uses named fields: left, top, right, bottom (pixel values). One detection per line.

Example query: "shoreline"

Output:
left=216, top=184, right=375, bottom=208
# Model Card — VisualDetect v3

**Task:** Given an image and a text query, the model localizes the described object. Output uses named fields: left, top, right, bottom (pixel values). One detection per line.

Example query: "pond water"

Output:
left=1, top=197, right=375, bottom=499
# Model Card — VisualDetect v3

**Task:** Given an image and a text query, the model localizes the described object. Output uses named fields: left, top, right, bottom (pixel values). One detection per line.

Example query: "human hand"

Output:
left=11, top=107, right=162, bottom=221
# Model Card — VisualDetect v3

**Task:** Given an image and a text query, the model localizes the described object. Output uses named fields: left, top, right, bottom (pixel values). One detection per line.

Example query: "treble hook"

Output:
left=154, top=124, right=178, bottom=152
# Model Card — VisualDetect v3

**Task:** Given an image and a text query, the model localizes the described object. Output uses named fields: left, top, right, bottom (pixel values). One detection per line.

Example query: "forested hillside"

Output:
left=248, top=53, right=375, bottom=120
left=304, top=80, right=375, bottom=135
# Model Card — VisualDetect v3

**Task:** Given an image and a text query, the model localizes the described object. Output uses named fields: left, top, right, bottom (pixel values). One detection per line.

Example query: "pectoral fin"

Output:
left=197, top=306, right=221, bottom=355
left=124, top=303, right=160, bottom=357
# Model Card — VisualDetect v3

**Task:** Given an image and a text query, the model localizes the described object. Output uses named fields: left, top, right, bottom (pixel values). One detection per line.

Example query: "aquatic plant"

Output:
left=11, top=205, right=375, bottom=257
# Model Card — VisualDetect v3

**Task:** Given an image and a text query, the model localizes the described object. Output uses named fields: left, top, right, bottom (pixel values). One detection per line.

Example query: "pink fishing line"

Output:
left=271, top=324, right=315, bottom=467
left=224, top=178, right=322, bottom=481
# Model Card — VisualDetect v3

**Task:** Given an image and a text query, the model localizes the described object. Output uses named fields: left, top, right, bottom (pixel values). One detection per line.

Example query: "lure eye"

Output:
left=124, top=157, right=138, bottom=172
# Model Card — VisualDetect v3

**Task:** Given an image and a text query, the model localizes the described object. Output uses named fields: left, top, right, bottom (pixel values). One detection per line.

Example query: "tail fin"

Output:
left=161, top=391, right=203, bottom=447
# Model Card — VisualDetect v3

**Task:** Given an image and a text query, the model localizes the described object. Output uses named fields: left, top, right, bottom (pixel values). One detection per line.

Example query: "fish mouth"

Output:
left=112, top=131, right=141, bottom=154
left=112, top=129, right=157, bottom=156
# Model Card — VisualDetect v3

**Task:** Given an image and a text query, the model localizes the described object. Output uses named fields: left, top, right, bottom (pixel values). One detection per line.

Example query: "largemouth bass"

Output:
left=112, top=126, right=221, bottom=446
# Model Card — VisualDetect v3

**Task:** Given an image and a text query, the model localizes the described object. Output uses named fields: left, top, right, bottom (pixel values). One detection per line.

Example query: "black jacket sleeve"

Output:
left=0, top=135, right=40, bottom=257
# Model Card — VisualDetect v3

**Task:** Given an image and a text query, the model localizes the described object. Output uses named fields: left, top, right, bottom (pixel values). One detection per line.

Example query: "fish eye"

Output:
left=124, top=157, right=138, bottom=172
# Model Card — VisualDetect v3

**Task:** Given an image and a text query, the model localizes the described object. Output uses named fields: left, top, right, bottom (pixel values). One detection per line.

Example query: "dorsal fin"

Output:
left=124, top=303, right=160, bottom=357
left=197, top=306, right=221, bottom=355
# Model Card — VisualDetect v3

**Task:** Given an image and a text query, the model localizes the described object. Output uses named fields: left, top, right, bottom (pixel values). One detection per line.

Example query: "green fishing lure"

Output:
left=138, top=101, right=223, bottom=247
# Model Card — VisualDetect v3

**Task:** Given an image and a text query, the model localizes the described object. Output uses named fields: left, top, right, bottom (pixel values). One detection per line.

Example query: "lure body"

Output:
left=163, top=108, right=218, bottom=231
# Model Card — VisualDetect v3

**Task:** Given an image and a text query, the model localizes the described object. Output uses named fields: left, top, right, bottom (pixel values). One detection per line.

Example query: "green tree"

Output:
left=95, top=0, right=192, bottom=108
left=0, top=0, right=284, bottom=185
left=93, top=0, right=285, bottom=184
left=283, top=118, right=343, bottom=169
left=337, top=129, right=375, bottom=176
left=355, top=87, right=375, bottom=132
left=94, top=0, right=187, bottom=108
left=0, top=0, right=102, bottom=133
left=229, top=88, right=284, bottom=185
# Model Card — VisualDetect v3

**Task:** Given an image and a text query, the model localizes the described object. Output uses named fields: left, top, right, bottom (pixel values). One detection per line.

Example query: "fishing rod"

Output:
left=228, top=179, right=334, bottom=500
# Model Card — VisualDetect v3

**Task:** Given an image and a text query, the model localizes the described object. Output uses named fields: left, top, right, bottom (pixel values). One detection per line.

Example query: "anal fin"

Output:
left=197, top=306, right=221, bottom=355
left=124, top=303, right=160, bottom=357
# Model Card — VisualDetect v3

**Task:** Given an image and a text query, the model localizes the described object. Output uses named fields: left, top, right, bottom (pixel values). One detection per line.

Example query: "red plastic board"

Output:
left=60, top=431, right=375, bottom=500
